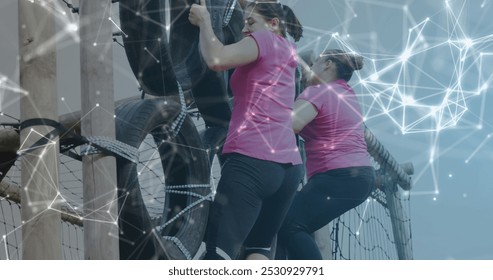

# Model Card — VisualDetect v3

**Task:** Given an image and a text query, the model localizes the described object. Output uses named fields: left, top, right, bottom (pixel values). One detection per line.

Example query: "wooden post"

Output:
left=18, top=0, right=62, bottom=259
left=384, top=178, right=413, bottom=260
left=79, top=0, right=119, bottom=259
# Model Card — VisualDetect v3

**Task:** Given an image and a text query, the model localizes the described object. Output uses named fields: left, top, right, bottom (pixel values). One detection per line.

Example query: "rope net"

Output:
left=0, top=115, right=412, bottom=260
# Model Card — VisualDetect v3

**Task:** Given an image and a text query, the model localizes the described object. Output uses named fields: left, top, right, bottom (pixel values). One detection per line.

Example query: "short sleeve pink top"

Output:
left=298, top=80, right=371, bottom=178
left=222, top=30, right=302, bottom=165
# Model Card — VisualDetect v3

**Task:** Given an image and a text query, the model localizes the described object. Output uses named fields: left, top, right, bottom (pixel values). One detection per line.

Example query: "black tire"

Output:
left=118, top=0, right=244, bottom=95
left=119, top=0, right=243, bottom=128
left=115, top=98, right=210, bottom=260
left=118, top=0, right=180, bottom=95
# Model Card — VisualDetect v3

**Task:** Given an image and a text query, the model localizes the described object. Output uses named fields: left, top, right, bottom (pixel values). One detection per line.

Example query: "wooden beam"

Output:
left=79, top=0, right=119, bottom=259
left=0, top=179, right=83, bottom=227
left=18, top=0, right=62, bottom=259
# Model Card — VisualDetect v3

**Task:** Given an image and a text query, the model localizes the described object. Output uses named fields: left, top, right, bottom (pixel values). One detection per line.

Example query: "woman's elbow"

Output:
left=205, top=58, right=231, bottom=72
left=208, top=64, right=228, bottom=72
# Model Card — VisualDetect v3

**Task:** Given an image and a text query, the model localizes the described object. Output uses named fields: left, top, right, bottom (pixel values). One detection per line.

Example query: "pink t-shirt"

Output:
left=222, top=30, right=302, bottom=165
left=298, top=80, right=371, bottom=179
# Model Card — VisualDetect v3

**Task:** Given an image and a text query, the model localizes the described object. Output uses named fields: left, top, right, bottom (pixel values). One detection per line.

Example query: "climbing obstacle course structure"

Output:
left=0, top=0, right=413, bottom=260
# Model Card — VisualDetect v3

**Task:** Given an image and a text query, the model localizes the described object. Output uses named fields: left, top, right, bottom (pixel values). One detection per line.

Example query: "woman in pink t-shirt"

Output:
left=189, top=0, right=304, bottom=260
left=278, top=49, right=376, bottom=259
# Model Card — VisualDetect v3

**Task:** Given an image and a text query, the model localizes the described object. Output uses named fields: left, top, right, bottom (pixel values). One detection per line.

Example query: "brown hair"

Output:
left=246, top=1, right=303, bottom=42
left=322, top=49, right=364, bottom=81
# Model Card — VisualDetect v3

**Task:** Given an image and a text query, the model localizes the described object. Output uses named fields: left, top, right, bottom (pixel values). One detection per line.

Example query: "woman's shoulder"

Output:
left=299, top=85, right=328, bottom=102
left=300, top=83, right=350, bottom=102
left=250, top=30, right=294, bottom=47
left=250, top=30, right=274, bottom=41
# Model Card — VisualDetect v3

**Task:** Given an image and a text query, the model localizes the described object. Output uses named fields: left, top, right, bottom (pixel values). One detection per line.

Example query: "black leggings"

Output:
left=278, top=166, right=375, bottom=260
left=204, top=153, right=304, bottom=260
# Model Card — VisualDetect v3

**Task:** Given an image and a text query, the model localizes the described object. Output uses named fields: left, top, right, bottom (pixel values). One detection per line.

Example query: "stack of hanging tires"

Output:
left=115, top=0, right=244, bottom=259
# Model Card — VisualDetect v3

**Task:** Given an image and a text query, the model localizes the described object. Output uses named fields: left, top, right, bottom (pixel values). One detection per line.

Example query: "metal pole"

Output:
left=18, top=0, right=61, bottom=259
left=79, top=0, right=119, bottom=259
left=383, top=178, right=413, bottom=260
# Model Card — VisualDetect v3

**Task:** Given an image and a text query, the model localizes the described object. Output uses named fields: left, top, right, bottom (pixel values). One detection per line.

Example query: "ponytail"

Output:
left=280, top=5, right=303, bottom=42
left=322, top=49, right=364, bottom=81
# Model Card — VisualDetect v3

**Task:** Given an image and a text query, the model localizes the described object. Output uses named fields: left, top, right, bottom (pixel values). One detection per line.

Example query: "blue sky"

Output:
left=1, top=0, right=492, bottom=259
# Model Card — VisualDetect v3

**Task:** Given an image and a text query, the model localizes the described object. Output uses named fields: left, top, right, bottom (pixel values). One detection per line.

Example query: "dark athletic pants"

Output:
left=204, top=153, right=304, bottom=259
left=279, top=166, right=375, bottom=260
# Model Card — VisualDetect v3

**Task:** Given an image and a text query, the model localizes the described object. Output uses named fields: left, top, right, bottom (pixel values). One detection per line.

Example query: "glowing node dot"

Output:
left=462, top=193, right=467, bottom=198
left=270, top=149, right=275, bottom=154
left=400, top=50, right=411, bottom=62
left=448, top=174, right=452, bottom=178
left=96, top=103, right=100, bottom=107
left=61, top=97, right=65, bottom=101
left=93, top=42, right=97, bottom=46
left=463, top=38, right=473, bottom=48
left=2, top=235, right=5, bottom=239
left=356, top=231, right=360, bottom=236
left=67, top=23, right=78, bottom=32
left=433, top=197, right=437, bottom=201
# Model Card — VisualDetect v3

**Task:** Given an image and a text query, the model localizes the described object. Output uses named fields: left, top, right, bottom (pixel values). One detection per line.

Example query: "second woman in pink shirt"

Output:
left=279, top=49, right=376, bottom=259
